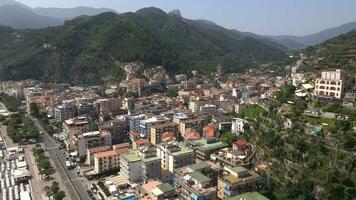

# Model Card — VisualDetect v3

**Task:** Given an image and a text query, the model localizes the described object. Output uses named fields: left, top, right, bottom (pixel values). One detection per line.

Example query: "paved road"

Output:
left=30, top=117, right=92, bottom=200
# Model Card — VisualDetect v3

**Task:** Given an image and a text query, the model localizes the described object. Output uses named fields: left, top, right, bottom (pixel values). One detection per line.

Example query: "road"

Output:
left=0, top=102, right=8, bottom=112
left=30, top=116, right=92, bottom=200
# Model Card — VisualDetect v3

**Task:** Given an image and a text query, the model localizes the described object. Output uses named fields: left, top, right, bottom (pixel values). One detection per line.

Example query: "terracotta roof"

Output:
left=134, top=139, right=150, bottom=145
left=131, top=131, right=140, bottom=137
left=186, top=129, right=201, bottom=141
left=203, top=123, right=215, bottom=138
left=234, top=139, right=246, bottom=146
left=142, top=180, right=161, bottom=192
left=94, top=148, right=129, bottom=159
left=162, top=132, right=176, bottom=143
left=113, top=142, right=130, bottom=150
left=88, top=146, right=110, bottom=154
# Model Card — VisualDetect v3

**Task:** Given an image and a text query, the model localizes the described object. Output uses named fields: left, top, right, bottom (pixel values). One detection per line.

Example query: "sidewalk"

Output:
left=25, top=144, right=70, bottom=200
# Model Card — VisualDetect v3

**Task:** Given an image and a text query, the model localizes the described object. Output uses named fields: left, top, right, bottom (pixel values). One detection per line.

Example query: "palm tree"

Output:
left=44, top=185, right=52, bottom=199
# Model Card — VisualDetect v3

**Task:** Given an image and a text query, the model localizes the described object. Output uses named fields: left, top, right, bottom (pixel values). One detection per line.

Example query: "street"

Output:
left=30, top=117, right=92, bottom=200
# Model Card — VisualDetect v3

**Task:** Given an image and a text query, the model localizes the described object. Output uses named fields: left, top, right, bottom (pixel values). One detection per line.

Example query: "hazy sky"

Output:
left=16, top=0, right=356, bottom=36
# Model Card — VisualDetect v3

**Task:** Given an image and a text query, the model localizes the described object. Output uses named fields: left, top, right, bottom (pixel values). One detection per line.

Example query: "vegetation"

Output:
left=97, top=181, right=111, bottom=197
left=242, top=104, right=267, bottom=120
left=32, top=145, right=52, bottom=176
left=5, top=113, right=39, bottom=143
left=0, top=92, right=21, bottom=112
left=304, top=30, right=356, bottom=74
left=218, top=131, right=237, bottom=146
left=0, top=8, right=286, bottom=84
left=44, top=181, right=66, bottom=200
left=236, top=89, right=355, bottom=200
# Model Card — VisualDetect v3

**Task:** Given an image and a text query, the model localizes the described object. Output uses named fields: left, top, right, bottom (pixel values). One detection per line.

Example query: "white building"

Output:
left=314, top=69, right=345, bottom=99
left=200, top=104, right=217, bottom=113
left=54, top=100, right=76, bottom=122
left=156, top=142, right=194, bottom=172
left=74, top=130, right=112, bottom=157
left=231, top=118, right=247, bottom=134
left=291, top=73, right=305, bottom=87
left=120, top=147, right=161, bottom=182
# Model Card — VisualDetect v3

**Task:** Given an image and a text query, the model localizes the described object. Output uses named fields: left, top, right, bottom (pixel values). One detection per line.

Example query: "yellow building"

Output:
left=93, top=148, right=129, bottom=174
left=179, top=117, right=207, bottom=138
left=151, top=122, right=178, bottom=144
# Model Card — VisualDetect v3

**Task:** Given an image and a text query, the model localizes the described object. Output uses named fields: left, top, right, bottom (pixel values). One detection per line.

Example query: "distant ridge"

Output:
left=267, top=21, right=356, bottom=49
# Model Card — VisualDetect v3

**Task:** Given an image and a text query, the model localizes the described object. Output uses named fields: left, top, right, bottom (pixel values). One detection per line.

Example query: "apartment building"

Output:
left=156, top=142, right=194, bottom=172
left=54, top=100, right=76, bottom=122
left=63, top=116, right=92, bottom=151
left=120, top=146, right=161, bottom=183
left=179, top=117, right=207, bottom=138
left=73, top=130, right=112, bottom=157
left=139, top=115, right=170, bottom=138
left=188, top=138, right=227, bottom=161
left=231, top=118, right=247, bottom=134
left=217, top=166, right=264, bottom=199
left=175, top=170, right=217, bottom=200
left=314, top=69, right=346, bottom=99
left=150, top=122, right=178, bottom=145
left=93, top=147, right=129, bottom=174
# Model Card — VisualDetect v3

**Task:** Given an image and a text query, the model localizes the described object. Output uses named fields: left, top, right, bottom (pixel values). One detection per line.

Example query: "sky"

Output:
left=15, top=0, right=356, bottom=36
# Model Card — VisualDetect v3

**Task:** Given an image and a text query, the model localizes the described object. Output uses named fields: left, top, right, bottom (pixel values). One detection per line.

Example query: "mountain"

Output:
left=0, top=0, right=29, bottom=8
left=267, top=21, right=356, bottom=49
left=0, top=0, right=118, bottom=29
left=0, top=7, right=287, bottom=84
left=303, top=30, right=356, bottom=72
left=33, top=7, right=118, bottom=19
left=0, top=5, right=64, bottom=29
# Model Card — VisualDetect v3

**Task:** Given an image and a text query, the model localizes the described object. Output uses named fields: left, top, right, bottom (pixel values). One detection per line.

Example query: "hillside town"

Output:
left=0, top=53, right=355, bottom=200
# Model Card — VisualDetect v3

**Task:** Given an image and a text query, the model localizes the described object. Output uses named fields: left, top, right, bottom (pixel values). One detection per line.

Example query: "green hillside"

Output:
left=304, top=30, right=356, bottom=73
left=0, top=8, right=287, bottom=84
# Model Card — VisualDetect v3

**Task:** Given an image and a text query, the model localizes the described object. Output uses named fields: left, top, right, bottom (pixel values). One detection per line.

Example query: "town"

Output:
left=0, top=52, right=355, bottom=200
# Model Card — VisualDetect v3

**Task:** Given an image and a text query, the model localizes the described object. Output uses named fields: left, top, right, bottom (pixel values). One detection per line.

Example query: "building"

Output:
left=231, top=118, right=247, bottom=134
left=291, top=73, right=305, bottom=87
left=54, top=100, right=76, bottom=122
left=129, top=114, right=146, bottom=132
left=93, top=147, right=129, bottom=174
left=172, top=112, right=189, bottom=124
left=175, top=161, right=223, bottom=186
left=225, top=192, right=269, bottom=200
left=63, top=116, right=92, bottom=150
left=150, top=122, right=178, bottom=144
left=175, top=170, right=217, bottom=200
left=99, top=117, right=129, bottom=145
left=141, top=180, right=176, bottom=200
left=73, top=130, right=112, bottom=157
left=156, top=142, right=194, bottom=172
left=87, top=145, right=110, bottom=166
left=139, top=115, right=170, bottom=138
left=120, top=146, right=161, bottom=183
left=179, top=117, right=207, bottom=138
left=210, top=141, right=255, bottom=168
left=132, top=138, right=150, bottom=150
left=217, top=166, right=264, bottom=199
left=314, top=69, right=346, bottom=99
left=188, top=138, right=227, bottom=161
left=200, top=104, right=217, bottom=113
left=189, top=99, right=208, bottom=112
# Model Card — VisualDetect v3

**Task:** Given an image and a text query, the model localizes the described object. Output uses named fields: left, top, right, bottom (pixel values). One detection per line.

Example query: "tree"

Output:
left=44, top=185, right=52, bottom=198
left=51, top=181, right=60, bottom=194
left=218, top=132, right=237, bottom=146
left=53, top=191, right=65, bottom=200
left=30, top=102, right=40, bottom=117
